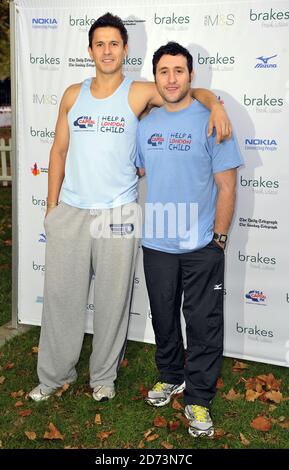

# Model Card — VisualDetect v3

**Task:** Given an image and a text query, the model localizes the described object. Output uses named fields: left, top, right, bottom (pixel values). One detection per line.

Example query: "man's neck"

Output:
left=91, top=71, right=124, bottom=99
left=164, top=95, right=193, bottom=113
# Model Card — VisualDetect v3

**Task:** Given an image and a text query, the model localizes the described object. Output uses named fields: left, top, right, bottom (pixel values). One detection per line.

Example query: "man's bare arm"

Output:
left=191, top=89, right=232, bottom=144
left=213, top=168, right=237, bottom=246
left=130, top=81, right=232, bottom=142
left=46, top=84, right=80, bottom=216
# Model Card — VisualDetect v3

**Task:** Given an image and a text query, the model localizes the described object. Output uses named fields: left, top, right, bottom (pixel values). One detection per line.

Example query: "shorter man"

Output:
left=136, top=42, right=243, bottom=437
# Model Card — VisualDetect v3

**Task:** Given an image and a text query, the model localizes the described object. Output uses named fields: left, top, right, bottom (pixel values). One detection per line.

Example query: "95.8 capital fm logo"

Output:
left=245, top=289, right=267, bottom=306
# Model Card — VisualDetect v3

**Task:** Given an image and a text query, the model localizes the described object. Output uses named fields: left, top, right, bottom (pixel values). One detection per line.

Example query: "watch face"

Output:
left=220, top=234, right=227, bottom=243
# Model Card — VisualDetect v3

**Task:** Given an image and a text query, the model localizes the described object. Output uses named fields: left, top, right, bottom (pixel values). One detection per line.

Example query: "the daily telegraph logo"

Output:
left=245, top=290, right=267, bottom=305
left=239, top=175, right=279, bottom=195
left=33, top=93, right=58, bottom=106
left=239, top=217, right=278, bottom=231
left=32, top=18, right=57, bottom=29
left=148, top=133, right=164, bottom=148
left=255, top=54, right=277, bottom=69
left=243, top=93, right=284, bottom=113
left=204, top=13, right=235, bottom=26
left=68, top=57, right=94, bottom=69
left=30, top=53, right=60, bottom=69
left=244, top=138, right=277, bottom=151
left=238, top=250, right=276, bottom=267
left=31, top=163, right=48, bottom=176
left=236, top=322, right=274, bottom=339
left=73, top=116, right=96, bottom=130
left=249, top=8, right=289, bottom=27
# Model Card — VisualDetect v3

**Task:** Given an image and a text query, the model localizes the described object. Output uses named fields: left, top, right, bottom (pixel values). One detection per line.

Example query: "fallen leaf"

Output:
left=278, top=421, right=289, bottom=430
left=175, top=413, right=189, bottom=429
left=18, top=409, right=32, bottom=417
left=55, top=383, right=70, bottom=397
left=171, top=398, right=183, bottom=410
left=25, top=431, right=37, bottom=441
left=11, top=390, right=25, bottom=399
left=245, top=389, right=263, bottom=402
left=95, top=414, right=102, bottom=425
left=0, top=376, right=5, bottom=384
left=250, top=416, right=272, bottom=432
left=222, top=389, right=243, bottom=401
left=4, top=362, right=14, bottom=370
left=44, top=422, right=64, bottom=440
left=143, top=428, right=154, bottom=439
left=138, top=440, right=145, bottom=448
left=154, top=415, right=167, bottom=428
left=169, top=420, right=180, bottom=432
left=120, top=359, right=129, bottom=368
left=232, top=361, right=248, bottom=372
left=31, top=347, right=39, bottom=354
left=222, top=444, right=229, bottom=449
left=216, top=378, right=224, bottom=389
left=268, top=405, right=277, bottom=412
left=146, top=433, right=160, bottom=442
left=15, top=401, right=24, bottom=408
left=139, top=384, right=149, bottom=398
left=161, top=441, right=174, bottom=449
left=213, top=428, right=227, bottom=439
left=123, top=443, right=132, bottom=449
left=96, top=430, right=114, bottom=441
left=264, top=391, right=283, bottom=404
left=240, top=432, right=250, bottom=446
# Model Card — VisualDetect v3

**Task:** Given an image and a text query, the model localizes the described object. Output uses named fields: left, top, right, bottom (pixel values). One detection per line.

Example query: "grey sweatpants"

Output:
left=37, top=201, right=140, bottom=390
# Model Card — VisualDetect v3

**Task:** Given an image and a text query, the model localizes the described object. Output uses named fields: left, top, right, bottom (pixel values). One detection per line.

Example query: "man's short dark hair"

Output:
left=152, top=42, right=193, bottom=76
left=88, top=12, right=128, bottom=48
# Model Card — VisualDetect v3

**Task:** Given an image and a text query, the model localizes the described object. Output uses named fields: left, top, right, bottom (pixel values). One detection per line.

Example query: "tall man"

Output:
left=136, top=42, right=243, bottom=437
left=29, top=14, right=232, bottom=403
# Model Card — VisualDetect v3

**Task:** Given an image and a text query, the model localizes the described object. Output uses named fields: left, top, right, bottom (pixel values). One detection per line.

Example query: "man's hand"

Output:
left=208, top=103, right=232, bottom=144
left=45, top=206, right=56, bottom=219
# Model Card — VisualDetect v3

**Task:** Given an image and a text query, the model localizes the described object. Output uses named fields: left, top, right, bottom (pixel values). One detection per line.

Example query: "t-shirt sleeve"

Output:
left=205, top=125, right=244, bottom=174
left=136, top=124, right=145, bottom=168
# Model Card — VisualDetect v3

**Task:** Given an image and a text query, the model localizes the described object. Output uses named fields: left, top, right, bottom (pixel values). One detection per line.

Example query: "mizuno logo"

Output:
left=256, top=54, right=277, bottom=64
left=214, top=284, right=223, bottom=290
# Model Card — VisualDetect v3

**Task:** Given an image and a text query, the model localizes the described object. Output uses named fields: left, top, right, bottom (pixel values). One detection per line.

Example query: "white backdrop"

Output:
left=13, top=0, right=289, bottom=366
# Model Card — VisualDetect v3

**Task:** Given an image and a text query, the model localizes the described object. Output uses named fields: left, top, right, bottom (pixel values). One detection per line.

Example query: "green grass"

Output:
left=1, top=331, right=289, bottom=449
left=1, top=181, right=289, bottom=449
left=0, top=186, right=12, bottom=326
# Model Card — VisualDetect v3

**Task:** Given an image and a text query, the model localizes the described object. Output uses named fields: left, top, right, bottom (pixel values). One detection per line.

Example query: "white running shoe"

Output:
left=92, top=384, right=115, bottom=402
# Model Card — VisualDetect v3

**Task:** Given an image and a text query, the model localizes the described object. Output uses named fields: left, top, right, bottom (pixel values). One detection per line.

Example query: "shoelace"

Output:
left=191, top=405, right=209, bottom=423
left=152, top=382, right=167, bottom=392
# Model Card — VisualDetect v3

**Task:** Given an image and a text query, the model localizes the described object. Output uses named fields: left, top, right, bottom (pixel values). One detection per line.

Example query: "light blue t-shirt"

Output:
left=61, top=77, right=138, bottom=209
left=136, top=100, right=243, bottom=253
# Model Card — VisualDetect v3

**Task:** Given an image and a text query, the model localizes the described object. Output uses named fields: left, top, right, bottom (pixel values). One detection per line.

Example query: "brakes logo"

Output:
left=73, top=116, right=96, bottom=129
left=245, top=290, right=267, bottom=303
left=255, top=54, right=277, bottom=68
left=148, top=133, right=164, bottom=147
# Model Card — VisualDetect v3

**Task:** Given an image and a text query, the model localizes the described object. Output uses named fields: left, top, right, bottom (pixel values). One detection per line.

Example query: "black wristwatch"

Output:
left=213, top=232, right=228, bottom=246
